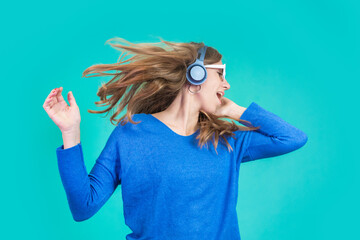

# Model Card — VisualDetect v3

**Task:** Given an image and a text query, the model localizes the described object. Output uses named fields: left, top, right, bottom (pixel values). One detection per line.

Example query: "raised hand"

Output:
left=43, top=87, right=81, bottom=134
left=213, top=96, right=237, bottom=117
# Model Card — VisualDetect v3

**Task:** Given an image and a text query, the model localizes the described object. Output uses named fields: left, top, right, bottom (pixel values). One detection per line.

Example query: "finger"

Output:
left=46, top=88, right=59, bottom=101
left=48, top=92, right=57, bottom=100
left=45, top=93, right=56, bottom=103
left=56, top=86, right=66, bottom=104
left=44, top=98, right=54, bottom=110
left=46, top=88, right=56, bottom=98
left=67, top=91, right=77, bottom=107
left=45, top=94, right=56, bottom=106
left=44, top=89, right=57, bottom=107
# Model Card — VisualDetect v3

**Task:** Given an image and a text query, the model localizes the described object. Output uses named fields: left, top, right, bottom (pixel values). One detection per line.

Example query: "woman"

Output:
left=43, top=37, right=308, bottom=240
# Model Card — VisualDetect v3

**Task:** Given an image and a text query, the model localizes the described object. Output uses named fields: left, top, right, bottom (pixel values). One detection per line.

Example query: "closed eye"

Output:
left=217, top=72, right=224, bottom=80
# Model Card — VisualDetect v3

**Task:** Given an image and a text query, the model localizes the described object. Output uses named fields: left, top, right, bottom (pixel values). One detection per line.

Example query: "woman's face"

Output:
left=193, top=60, right=231, bottom=114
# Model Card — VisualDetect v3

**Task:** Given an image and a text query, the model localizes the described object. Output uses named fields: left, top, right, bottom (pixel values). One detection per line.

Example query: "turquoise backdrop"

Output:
left=2, top=0, right=359, bottom=239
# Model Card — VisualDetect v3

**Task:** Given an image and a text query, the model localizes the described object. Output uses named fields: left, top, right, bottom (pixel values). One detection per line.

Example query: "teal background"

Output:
left=2, top=0, right=359, bottom=239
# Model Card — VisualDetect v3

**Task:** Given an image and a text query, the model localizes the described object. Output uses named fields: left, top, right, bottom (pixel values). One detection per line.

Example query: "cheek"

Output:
left=201, top=80, right=216, bottom=93
left=197, top=79, right=218, bottom=103
left=199, top=88, right=214, bottom=100
left=199, top=90, right=218, bottom=106
left=204, top=85, right=217, bottom=99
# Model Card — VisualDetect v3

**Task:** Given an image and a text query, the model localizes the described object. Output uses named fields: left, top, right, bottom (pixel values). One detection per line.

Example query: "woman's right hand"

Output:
left=43, top=87, right=81, bottom=134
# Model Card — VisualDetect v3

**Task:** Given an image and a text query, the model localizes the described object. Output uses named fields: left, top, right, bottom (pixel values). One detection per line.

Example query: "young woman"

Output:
left=43, top=37, right=308, bottom=240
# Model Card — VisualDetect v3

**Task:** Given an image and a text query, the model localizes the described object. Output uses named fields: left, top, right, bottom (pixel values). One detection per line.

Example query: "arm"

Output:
left=234, top=102, right=308, bottom=163
left=55, top=126, right=121, bottom=222
left=62, top=128, right=81, bottom=149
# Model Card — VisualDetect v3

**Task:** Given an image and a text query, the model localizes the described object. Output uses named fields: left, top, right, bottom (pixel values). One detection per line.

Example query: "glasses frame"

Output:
left=204, top=64, right=226, bottom=81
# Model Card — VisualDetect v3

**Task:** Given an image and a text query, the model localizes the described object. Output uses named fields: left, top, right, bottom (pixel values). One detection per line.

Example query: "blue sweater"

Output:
left=56, top=102, right=308, bottom=240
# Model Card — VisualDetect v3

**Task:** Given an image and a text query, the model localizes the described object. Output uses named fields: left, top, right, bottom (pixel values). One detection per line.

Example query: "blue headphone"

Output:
left=186, top=45, right=208, bottom=85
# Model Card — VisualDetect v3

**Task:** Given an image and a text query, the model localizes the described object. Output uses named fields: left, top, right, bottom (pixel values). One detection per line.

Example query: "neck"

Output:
left=152, top=87, right=200, bottom=136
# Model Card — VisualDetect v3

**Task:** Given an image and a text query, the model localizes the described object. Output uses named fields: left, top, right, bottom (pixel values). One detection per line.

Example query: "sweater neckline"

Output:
left=146, top=113, right=200, bottom=138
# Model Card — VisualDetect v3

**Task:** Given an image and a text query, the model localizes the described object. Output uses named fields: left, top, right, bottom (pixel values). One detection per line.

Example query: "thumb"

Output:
left=67, top=91, right=77, bottom=107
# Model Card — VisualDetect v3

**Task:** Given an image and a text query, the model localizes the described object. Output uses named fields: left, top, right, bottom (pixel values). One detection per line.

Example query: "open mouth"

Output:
left=216, top=92, right=222, bottom=104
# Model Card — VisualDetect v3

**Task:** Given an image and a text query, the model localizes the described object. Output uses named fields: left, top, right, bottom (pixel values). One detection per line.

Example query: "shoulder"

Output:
left=115, top=113, right=153, bottom=136
left=231, top=129, right=253, bottom=152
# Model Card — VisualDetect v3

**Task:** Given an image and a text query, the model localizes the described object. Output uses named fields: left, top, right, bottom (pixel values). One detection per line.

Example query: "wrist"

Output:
left=227, top=103, right=247, bottom=120
left=61, top=128, right=81, bottom=149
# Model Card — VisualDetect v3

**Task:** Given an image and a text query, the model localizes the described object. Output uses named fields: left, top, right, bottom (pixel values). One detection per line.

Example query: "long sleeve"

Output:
left=55, top=125, right=121, bottom=222
left=238, top=102, right=308, bottom=163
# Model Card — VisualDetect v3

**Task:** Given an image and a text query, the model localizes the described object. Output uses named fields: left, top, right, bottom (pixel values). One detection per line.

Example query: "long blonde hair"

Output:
left=83, top=37, right=260, bottom=154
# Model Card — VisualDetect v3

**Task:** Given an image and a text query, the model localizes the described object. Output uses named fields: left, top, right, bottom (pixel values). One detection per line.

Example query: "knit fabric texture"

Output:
left=56, top=102, right=308, bottom=240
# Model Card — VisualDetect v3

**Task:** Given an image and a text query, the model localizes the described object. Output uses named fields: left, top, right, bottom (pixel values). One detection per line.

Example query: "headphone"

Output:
left=186, top=45, right=208, bottom=86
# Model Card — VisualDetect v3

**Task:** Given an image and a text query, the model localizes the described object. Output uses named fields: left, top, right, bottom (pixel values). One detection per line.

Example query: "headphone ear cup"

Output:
left=186, top=45, right=208, bottom=85
left=189, top=65, right=206, bottom=81
left=186, top=64, right=207, bottom=85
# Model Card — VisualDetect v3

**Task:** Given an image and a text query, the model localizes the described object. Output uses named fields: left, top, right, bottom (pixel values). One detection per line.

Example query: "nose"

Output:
left=223, top=79, right=230, bottom=90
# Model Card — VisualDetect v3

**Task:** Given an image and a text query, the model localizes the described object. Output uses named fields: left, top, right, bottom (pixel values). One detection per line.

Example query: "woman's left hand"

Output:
left=213, top=97, right=237, bottom=117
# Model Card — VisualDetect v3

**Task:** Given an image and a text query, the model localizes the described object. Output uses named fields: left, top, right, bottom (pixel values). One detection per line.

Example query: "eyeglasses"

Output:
left=204, top=63, right=226, bottom=81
